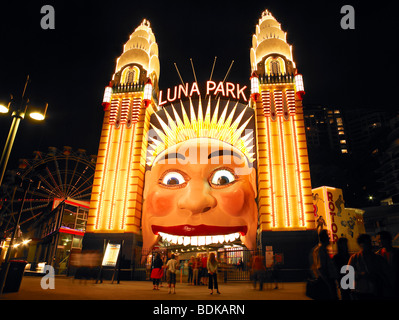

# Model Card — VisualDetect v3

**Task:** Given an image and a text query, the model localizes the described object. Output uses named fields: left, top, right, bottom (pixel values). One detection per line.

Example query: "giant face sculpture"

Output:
left=142, top=100, right=258, bottom=254
left=142, top=100, right=258, bottom=252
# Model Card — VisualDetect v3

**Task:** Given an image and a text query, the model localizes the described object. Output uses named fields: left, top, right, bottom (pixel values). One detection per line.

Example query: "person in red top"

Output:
left=251, top=252, right=266, bottom=290
left=348, top=233, right=392, bottom=299
left=201, top=254, right=208, bottom=286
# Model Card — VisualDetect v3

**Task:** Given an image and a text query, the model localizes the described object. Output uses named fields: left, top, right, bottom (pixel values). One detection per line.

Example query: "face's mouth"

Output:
left=152, top=225, right=247, bottom=246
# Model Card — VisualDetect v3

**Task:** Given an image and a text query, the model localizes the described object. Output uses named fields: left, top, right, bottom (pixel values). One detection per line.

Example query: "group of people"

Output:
left=187, top=253, right=212, bottom=287
left=310, top=229, right=399, bottom=300
left=150, top=252, right=220, bottom=294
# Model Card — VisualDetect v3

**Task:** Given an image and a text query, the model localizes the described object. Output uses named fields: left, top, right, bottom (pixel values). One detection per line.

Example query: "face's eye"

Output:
left=210, top=169, right=236, bottom=187
left=160, top=171, right=187, bottom=187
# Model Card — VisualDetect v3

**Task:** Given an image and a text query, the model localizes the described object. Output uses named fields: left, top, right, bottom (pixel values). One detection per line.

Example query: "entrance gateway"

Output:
left=82, top=10, right=319, bottom=281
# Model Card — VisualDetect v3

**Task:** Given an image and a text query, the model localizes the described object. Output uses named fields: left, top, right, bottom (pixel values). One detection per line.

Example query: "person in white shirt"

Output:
left=166, top=254, right=179, bottom=294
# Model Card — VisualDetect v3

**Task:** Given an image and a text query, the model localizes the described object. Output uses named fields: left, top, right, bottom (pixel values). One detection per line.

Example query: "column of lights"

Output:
left=95, top=108, right=114, bottom=230
left=108, top=124, right=125, bottom=230
left=282, top=115, right=294, bottom=227
left=120, top=122, right=135, bottom=230
left=274, top=90, right=290, bottom=227
left=124, top=96, right=144, bottom=232
left=113, top=97, right=132, bottom=230
left=120, top=97, right=139, bottom=230
left=261, top=89, right=276, bottom=228
left=278, top=116, right=290, bottom=227
left=286, top=88, right=305, bottom=227
left=290, top=116, right=305, bottom=227
left=119, top=98, right=136, bottom=230
left=266, top=117, right=276, bottom=227
left=104, top=98, right=121, bottom=228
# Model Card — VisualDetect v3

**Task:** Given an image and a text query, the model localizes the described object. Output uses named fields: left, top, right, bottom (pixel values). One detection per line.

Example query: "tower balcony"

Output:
left=112, top=82, right=145, bottom=94
left=259, top=73, right=295, bottom=85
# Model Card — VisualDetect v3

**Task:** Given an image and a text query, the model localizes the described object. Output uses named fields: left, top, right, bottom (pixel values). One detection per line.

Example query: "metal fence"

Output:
left=129, top=247, right=260, bottom=282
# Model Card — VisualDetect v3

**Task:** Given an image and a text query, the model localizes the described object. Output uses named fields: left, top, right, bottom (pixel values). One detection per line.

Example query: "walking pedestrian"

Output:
left=150, top=253, right=164, bottom=290
left=333, top=237, right=351, bottom=300
left=207, top=252, right=220, bottom=294
left=376, top=231, right=399, bottom=298
left=309, top=229, right=338, bottom=300
left=166, top=254, right=179, bottom=294
left=251, top=251, right=266, bottom=291
left=348, top=233, right=392, bottom=300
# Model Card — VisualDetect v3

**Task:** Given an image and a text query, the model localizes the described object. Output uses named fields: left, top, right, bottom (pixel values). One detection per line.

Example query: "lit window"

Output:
left=126, top=70, right=135, bottom=83
left=334, top=110, right=340, bottom=114
left=270, top=60, right=281, bottom=75
left=336, top=118, right=343, bottom=126
left=338, top=131, right=345, bottom=135
left=341, top=149, right=348, bottom=154
left=340, top=140, right=346, bottom=144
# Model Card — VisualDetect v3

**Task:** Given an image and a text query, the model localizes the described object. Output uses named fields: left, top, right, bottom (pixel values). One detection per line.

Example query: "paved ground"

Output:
left=0, top=275, right=310, bottom=300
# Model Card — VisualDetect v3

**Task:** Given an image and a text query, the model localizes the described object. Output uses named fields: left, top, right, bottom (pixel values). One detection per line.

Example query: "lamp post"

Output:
left=0, top=76, right=48, bottom=187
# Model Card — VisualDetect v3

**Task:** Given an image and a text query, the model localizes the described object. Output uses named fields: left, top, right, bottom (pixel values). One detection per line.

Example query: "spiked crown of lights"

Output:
left=146, top=97, right=255, bottom=166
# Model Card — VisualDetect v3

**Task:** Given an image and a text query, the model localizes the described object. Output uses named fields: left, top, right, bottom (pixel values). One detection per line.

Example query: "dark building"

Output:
left=303, top=105, right=349, bottom=156
left=375, top=114, right=399, bottom=204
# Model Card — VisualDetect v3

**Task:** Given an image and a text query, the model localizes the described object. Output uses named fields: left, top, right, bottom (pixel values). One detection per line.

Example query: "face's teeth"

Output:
left=183, top=237, right=190, bottom=246
left=158, top=232, right=242, bottom=246
left=198, top=236, right=206, bottom=246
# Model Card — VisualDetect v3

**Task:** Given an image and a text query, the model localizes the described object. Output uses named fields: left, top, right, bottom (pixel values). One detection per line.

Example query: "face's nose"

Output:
left=177, top=179, right=217, bottom=214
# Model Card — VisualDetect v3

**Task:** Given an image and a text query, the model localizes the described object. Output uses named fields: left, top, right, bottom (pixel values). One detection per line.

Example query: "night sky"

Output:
left=0, top=0, right=398, bottom=168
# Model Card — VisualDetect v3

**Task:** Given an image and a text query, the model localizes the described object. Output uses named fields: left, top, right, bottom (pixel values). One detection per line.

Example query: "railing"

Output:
left=112, top=82, right=145, bottom=94
left=259, top=73, right=295, bottom=85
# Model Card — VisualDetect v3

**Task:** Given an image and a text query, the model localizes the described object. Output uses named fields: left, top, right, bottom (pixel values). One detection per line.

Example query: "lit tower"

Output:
left=250, top=10, right=316, bottom=267
left=84, top=20, right=159, bottom=251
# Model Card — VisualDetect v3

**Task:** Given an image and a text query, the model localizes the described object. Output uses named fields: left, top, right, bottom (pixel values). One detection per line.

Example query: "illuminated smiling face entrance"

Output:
left=142, top=137, right=257, bottom=251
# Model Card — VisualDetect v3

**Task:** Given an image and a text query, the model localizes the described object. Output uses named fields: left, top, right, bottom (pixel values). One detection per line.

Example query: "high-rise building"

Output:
left=303, top=105, right=349, bottom=155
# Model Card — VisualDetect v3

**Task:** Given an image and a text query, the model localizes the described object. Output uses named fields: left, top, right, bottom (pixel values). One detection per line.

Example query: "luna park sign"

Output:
left=158, top=81, right=248, bottom=106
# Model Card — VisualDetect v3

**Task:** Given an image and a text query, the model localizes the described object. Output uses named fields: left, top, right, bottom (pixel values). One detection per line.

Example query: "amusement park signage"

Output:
left=159, top=81, right=248, bottom=106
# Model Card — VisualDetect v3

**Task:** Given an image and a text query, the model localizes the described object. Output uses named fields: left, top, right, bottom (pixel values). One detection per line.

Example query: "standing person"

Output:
left=309, top=229, right=338, bottom=300
left=207, top=252, right=220, bottom=294
left=201, top=254, right=208, bottom=286
left=166, top=254, right=179, bottom=294
left=348, top=233, right=392, bottom=300
left=193, top=257, right=200, bottom=285
left=151, top=253, right=164, bottom=290
left=251, top=252, right=266, bottom=291
left=333, top=237, right=351, bottom=300
left=237, top=258, right=244, bottom=271
left=187, top=256, right=194, bottom=285
left=377, top=231, right=399, bottom=298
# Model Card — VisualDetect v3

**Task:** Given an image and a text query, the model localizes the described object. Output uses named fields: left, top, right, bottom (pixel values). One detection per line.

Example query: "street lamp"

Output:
left=0, top=75, right=48, bottom=187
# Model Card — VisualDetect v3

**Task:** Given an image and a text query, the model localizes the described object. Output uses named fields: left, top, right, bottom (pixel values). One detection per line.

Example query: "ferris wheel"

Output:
left=0, top=146, right=96, bottom=236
